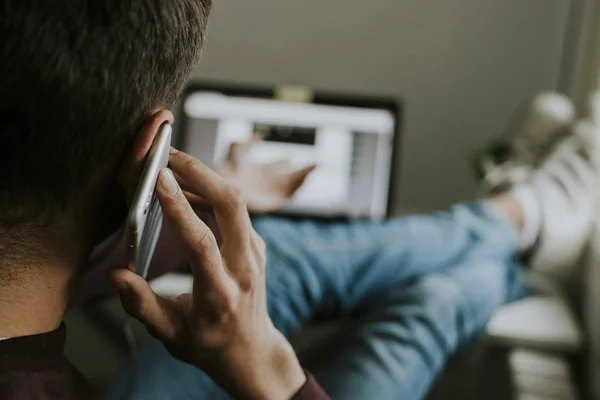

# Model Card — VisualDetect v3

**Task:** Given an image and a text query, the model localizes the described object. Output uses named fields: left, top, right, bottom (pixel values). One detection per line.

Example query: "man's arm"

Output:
left=109, top=149, right=329, bottom=400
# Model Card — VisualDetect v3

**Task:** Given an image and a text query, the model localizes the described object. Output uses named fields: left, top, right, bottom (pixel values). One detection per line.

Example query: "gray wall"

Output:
left=193, top=0, right=572, bottom=212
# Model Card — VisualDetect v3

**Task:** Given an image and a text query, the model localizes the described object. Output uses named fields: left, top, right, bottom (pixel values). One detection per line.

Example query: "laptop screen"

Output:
left=181, top=89, right=397, bottom=219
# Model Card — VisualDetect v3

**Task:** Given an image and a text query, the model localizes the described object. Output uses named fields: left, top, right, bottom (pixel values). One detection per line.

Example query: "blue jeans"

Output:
left=105, top=202, right=528, bottom=400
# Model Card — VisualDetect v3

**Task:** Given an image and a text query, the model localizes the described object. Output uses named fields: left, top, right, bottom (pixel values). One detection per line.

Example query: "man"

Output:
left=104, top=97, right=599, bottom=400
left=0, top=2, right=596, bottom=400
left=0, top=1, right=327, bottom=399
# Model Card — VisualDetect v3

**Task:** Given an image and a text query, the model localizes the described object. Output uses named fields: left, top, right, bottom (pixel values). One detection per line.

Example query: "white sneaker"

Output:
left=482, top=92, right=576, bottom=193
left=528, top=123, right=599, bottom=279
left=509, top=92, right=577, bottom=166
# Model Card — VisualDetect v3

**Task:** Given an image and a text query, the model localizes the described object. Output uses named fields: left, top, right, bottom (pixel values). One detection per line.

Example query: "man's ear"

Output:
left=118, top=109, right=174, bottom=201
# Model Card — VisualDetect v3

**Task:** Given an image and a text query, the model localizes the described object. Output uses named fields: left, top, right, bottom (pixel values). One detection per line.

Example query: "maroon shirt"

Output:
left=0, top=325, right=330, bottom=400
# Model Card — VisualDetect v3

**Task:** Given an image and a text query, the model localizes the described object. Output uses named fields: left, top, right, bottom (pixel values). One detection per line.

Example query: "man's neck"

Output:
left=0, top=261, right=74, bottom=339
left=0, top=195, right=104, bottom=339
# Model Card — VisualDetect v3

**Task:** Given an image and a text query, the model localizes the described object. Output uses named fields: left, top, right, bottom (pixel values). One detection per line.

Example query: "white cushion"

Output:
left=486, top=296, right=582, bottom=352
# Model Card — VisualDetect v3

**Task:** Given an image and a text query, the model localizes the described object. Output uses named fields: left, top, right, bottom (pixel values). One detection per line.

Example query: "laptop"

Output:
left=177, top=81, right=402, bottom=220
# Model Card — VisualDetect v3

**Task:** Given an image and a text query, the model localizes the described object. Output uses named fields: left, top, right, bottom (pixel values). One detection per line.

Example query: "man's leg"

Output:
left=308, top=255, right=527, bottom=400
left=105, top=202, right=520, bottom=400
left=105, top=256, right=526, bottom=400
left=255, top=202, right=518, bottom=337
left=106, top=125, right=599, bottom=399
left=105, top=97, right=597, bottom=399
left=295, top=124, right=600, bottom=399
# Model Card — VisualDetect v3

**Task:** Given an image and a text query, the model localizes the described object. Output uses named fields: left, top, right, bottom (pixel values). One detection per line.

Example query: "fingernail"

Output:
left=115, top=281, right=131, bottom=295
left=159, top=169, right=179, bottom=196
left=169, top=146, right=179, bottom=154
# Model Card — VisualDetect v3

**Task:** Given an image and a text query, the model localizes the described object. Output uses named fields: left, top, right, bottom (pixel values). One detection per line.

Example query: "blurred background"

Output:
left=190, top=0, right=595, bottom=213
left=67, top=1, right=600, bottom=399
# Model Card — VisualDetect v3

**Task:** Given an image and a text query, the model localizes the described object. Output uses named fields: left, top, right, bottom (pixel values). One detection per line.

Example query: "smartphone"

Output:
left=126, top=124, right=172, bottom=279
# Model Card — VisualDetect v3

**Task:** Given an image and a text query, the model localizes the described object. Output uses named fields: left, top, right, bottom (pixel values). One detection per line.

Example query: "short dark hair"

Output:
left=0, top=0, right=212, bottom=226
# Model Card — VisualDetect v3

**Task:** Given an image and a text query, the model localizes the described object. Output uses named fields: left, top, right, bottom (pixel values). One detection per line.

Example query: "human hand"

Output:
left=108, top=149, right=306, bottom=400
left=215, top=134, right=316, bottom=213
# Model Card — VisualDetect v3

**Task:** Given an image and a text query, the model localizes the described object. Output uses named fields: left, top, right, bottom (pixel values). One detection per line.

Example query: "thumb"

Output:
left=285, top=164, right=317, bottom=195
left=108, top=268, right=180, bottom=341
left=227, top=133, right=262, bottom=164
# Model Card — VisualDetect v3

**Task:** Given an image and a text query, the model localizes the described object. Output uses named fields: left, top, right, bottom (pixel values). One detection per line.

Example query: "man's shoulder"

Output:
left=0, top=326, right=101, bottom=400
left=0, top=363, right=101, bottom=400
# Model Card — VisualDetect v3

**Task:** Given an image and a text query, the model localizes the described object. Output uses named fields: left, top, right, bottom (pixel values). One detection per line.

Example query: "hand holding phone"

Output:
left=110, top=150, right=307, bottom=400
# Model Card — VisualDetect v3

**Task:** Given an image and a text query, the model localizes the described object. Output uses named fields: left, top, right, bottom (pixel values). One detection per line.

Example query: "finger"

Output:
left=156, top=168, right=228, bottom=289
left=227, top=142, right=244, bottom=164
left=239, top=133, right=262, bottom=155
left=173, top=171, right=210, bottom=203
left=173, top=172, right=212, bottom=210
left=168, top=151, right=252, bottom=245
left=108, top=267, right=180, bottom=341
left=284, top=164, right=317, bottom=195
left=183, top=190, right=212, bottom=210
left=251, top=229, right=267, bottom=272
left=247, top=132, right=263, bottom=147
left=227, top=134, right=262, bottom=164
left=266, top=159, right=294, bottom=172
left=173, top=171, right=207, bottom=199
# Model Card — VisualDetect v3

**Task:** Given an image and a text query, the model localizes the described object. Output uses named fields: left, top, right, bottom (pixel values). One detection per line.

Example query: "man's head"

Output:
left=0, top=1, right=211, bottom=255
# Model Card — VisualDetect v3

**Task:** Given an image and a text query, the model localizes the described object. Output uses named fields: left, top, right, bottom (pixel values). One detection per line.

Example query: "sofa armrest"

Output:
left=486, top=296, right=582, bottom=353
